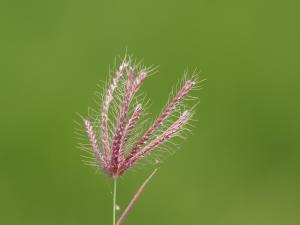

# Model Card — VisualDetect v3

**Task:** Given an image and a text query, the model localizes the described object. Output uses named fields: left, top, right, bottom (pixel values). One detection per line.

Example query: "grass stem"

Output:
left=113, top=178, right=118, bottom=225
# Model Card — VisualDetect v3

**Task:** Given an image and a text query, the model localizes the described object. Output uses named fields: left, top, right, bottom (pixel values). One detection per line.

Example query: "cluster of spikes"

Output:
left=81, top=57, right=199, bottom=177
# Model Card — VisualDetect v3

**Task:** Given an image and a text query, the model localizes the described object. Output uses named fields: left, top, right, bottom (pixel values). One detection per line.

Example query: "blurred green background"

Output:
left=1, top=0, right=299, bottom=225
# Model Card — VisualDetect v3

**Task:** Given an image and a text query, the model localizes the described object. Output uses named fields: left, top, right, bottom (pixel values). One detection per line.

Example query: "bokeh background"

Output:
left=1, top=0, right=299, bottom=225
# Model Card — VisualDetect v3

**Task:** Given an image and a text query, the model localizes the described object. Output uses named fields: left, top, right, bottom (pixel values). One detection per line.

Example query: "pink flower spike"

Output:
left=126, top=68, right=136, bottom=92
left=116, top=103, right=143, bottom=169
left=84, top=119, right=105, bottom=167
left=123, top=103, right=142, bottom=141
left=126, top=79, right=195, bottom=161
left=110, top=71, right=148, bottom=175
left=123, top=110, right=191, bottom=172
left=101, top=62, right=128, bottom=161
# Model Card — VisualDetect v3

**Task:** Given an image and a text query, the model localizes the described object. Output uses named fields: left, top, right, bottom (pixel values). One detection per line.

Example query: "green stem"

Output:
left=113, top=177, right=118, bottom=225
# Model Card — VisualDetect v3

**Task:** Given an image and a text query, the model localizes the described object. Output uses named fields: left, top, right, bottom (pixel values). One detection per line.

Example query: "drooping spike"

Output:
left=84, top=119, right=106, bottom=167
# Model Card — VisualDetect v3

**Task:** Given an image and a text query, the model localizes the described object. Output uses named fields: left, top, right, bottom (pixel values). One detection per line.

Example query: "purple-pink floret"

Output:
left=84, top=61, right=195, bottom=177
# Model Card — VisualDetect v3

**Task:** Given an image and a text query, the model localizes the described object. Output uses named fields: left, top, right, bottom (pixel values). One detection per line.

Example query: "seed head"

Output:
left=82, top=56, right=199, bottom=177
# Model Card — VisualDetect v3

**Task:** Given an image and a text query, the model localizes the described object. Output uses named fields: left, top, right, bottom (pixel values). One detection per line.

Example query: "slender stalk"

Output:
left=116, top=169, right=157, bottom=225
left=113, top=177, right=118, bottom=225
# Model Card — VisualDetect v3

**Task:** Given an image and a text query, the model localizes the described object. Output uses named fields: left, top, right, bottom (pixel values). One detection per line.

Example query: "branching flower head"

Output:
left=81, top=56, right=199, bottom=177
